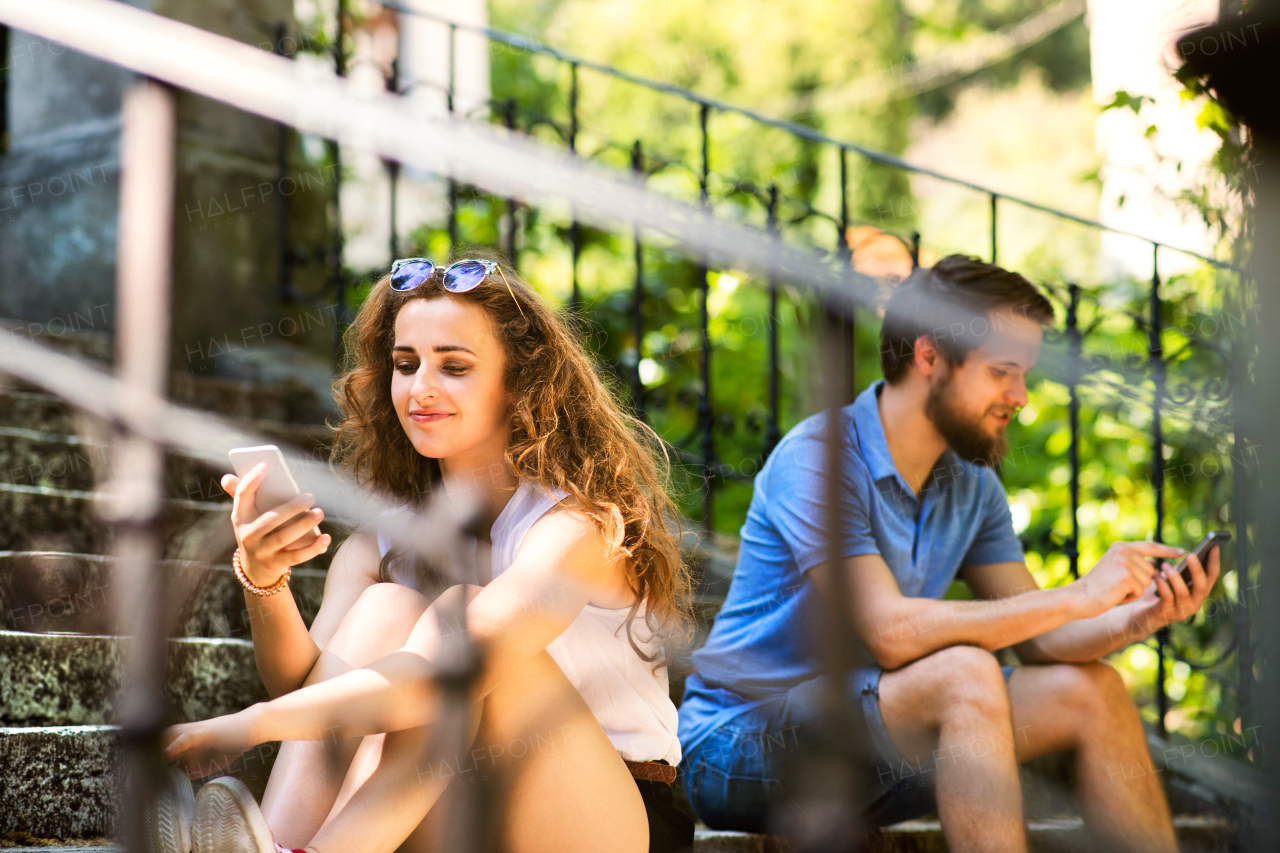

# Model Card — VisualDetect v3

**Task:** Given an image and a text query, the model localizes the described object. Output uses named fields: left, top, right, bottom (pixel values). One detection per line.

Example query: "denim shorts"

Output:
left=681, top=664, right=1015, bottom=833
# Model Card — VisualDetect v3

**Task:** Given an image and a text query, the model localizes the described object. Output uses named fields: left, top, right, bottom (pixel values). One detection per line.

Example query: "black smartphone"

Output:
left=1171, top=530, right=1231, bottom=585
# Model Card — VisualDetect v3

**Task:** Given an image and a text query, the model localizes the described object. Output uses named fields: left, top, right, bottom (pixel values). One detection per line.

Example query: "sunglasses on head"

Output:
left=389, top=257, right=526, bottom=318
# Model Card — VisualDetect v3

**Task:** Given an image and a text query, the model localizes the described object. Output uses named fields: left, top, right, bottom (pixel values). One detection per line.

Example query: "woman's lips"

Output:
left=410, top=411, right=453, bottom=423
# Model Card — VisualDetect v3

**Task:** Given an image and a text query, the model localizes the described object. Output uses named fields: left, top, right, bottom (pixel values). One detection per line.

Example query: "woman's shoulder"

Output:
left=522, top=506, right=637, bottom=609
left=529, top=486, right=593, bottom=535
left=519, top=486, right=629, bottom=568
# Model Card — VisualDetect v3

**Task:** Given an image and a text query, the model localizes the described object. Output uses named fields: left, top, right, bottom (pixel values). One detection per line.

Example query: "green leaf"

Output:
left=1196, top=99, right=1233, bottom=141
left=1102, top=90, right=1152, bottom=114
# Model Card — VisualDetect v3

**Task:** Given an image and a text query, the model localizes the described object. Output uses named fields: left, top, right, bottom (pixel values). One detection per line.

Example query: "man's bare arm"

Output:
left=808, top=540, right=1178, bottom=671
left=963, top=548, right=1221, bottom=664
left=960, top=560, right=1137, bottom=664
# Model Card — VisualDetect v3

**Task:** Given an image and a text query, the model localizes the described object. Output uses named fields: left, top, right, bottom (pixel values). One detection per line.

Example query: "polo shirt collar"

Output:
left=852, top=379, right=962, bottom=500
left=852, top=380, right=899, bottom=484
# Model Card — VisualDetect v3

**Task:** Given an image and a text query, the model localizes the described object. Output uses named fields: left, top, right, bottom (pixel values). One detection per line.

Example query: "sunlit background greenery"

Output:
left=304, top=0, right=1256, bottom=756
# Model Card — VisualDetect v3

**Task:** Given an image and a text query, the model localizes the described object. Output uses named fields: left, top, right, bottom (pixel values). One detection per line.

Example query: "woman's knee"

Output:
left=356, top=580, right=433, bottom=613
left=403, top=583, right=484, bottom=647
left=430, top=583, right=483, bottom=610
left=327, top=582, right=431, bottom=658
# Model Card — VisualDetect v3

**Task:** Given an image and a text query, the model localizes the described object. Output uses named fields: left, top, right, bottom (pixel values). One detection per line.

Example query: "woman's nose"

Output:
left=411, top=367, right=441, bottom=402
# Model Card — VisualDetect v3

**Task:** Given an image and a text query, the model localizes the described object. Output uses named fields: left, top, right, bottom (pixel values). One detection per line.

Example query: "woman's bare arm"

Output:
left=223, top=463, right=382, bottom=697
left=163, top=507, right=621, bottom=765
left=246, top=529, right=383, bottom=696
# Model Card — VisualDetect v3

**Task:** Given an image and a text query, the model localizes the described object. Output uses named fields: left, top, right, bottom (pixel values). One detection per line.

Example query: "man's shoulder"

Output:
left=766, top=407, right=863, bottom=464
left=771, top=405, right=858, bottom=455
left=756, top=406, right=871, bottom=498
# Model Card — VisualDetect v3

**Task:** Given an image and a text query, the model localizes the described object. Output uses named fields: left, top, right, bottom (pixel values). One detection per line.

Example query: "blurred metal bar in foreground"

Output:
left=107, top=76, right=176, bottom=853
left=1176, top=9, right=1280, bottom=850
left=774, top=302, right=873, bottom=852
left=0, top=0, right=872, bottom=319
left=0, top=331, right=472, bottom=584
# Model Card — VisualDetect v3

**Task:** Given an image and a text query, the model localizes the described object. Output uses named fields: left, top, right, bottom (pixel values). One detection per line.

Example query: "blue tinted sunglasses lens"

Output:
left=391, top=261, right=434, bottom=291
left=443, top=261, right=488, bottom=292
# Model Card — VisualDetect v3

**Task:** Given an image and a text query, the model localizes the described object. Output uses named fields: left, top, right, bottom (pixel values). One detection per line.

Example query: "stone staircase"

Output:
left=0, top=331, right=1248, bottom=851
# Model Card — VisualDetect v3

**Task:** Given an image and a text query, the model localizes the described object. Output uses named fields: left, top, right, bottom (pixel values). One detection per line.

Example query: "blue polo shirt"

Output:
left=679, top=379, right=1024, bottom=756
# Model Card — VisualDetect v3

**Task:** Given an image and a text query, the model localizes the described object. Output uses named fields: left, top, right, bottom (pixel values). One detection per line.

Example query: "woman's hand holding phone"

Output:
left=222, top=462, right=332, bottom=587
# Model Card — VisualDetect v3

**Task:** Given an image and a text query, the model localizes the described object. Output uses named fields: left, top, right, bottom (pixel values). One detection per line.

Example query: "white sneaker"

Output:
left=140, top=766, right=195, bottom=853
left=192, top=776, right=277, bottom=853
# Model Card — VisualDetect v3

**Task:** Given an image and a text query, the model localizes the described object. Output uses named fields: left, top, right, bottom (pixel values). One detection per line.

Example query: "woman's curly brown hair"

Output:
left=330, top=252, right=693, bottom=667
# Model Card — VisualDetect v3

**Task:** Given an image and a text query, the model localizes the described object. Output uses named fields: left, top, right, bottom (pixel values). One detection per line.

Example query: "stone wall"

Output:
left=0, top=0, right=335, bottom=383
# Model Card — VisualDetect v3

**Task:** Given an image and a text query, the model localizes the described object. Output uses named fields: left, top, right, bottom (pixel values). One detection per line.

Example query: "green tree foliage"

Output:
left=388, top=0, right=1255, bottom=749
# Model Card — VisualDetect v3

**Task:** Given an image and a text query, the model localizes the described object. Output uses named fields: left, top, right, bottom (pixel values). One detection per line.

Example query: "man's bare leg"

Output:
left=1008, top=662, right=1176, bottom=853
left=878, top=645, right=1026, bottom=853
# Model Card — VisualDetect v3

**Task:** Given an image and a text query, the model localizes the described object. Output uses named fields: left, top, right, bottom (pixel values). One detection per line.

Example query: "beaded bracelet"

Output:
left=233, top=548, right=291, bottom=596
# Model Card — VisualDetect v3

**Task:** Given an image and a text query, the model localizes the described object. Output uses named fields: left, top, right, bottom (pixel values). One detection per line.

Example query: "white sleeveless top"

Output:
left=377, top=480, right=681, bottom=765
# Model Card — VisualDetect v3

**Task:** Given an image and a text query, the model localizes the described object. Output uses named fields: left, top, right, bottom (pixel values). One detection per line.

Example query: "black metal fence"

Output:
left=285, top=3, right=1260, bottom=742
left=0, top=1, right=1263, bottom=848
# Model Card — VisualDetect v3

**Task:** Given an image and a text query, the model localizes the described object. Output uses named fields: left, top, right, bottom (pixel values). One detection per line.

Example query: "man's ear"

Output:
left=913, top=334, right=942, bottom=377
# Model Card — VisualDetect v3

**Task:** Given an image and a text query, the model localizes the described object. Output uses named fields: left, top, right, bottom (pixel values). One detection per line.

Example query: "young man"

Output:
left=678, top=256, right=1220, bottom=853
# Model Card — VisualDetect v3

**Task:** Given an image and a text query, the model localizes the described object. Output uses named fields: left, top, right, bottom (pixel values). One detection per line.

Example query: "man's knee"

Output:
left=924, top=646, right=1009, bottom=715
left=1043, top=660, right=1132, bottom=717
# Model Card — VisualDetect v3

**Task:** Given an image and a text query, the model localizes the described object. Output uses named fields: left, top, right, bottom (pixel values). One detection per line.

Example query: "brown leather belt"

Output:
left=625, top=759, right=678, bottom=785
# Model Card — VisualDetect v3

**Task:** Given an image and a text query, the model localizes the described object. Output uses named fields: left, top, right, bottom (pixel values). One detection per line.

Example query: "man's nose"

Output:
left=1007, top=375, right=1028, bottom=409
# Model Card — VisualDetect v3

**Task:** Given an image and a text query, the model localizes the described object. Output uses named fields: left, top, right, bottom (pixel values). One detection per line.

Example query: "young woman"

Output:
left=156, top=256, right=695, bottom=853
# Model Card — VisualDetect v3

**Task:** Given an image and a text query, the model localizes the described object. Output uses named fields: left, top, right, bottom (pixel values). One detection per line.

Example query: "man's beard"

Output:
left=924, top=369, right=1009, bottom=468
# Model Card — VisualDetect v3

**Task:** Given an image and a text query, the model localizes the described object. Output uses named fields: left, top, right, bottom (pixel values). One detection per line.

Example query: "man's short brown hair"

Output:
left=878, top=254, right=1055, bottom=384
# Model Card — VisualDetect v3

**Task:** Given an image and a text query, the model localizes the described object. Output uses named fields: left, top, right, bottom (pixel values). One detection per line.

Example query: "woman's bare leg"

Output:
left=304, top=593, right=647, bottom=853
left=258, top=583, right=429, bottom=847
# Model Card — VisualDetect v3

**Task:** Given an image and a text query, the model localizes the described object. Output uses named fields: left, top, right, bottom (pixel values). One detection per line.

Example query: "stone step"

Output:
left=0, top=314, right=334, bottom=428
left=0, top=425, right=226, bottom=501
left=0, top=726, right=121, bottom=839
left=0, top=632, right=269, bottom=727
left=0, top=552, right=326, bottom=637
left=0, top=389, right=334, bottom=470
left=0, top=481, right=228, bottom=556
left=693, top=816, right=1235, bottom=852
left=170, top=373, right=334, bottom=430
left=0, top=726, right=278, bottom=839
left=0, top=486, right=338, bottom=568
left=0, top=382, right=323, bottom=436
left=0, top=814, right=1235, bottom=852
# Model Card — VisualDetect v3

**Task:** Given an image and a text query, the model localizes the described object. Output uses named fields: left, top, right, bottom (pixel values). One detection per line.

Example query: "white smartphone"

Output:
left=228, top=444, right=321, bottom=545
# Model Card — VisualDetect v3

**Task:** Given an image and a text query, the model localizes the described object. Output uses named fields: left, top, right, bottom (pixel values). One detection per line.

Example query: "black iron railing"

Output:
left=1, top=1, right=908, bottom=848
left=0, top=9, right=1259, bottom=849
left=286, top=4, right=1260, bottom=741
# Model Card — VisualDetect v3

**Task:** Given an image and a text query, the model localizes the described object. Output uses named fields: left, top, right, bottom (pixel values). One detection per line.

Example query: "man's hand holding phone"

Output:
left=1072, top=540, right=1186, bottom=618
left=222, top=462, right=332, bottom=588
left=1132, top=537, right=1223, bottom=634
